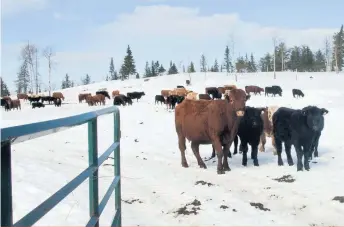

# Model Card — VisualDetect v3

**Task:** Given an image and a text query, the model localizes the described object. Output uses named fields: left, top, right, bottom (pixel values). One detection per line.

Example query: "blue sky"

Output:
left=2, top=0, right=342, bottom=92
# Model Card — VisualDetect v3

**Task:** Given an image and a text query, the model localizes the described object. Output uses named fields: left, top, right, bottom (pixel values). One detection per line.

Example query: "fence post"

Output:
left=1, top=140, right=13, bottom=227
left=114, top=111, right=121, bottom=226
left=88, top=119, right=100, bottom=227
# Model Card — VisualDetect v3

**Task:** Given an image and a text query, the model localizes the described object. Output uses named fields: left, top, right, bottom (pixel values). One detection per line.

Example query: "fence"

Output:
left=1, top=106, right=121, bottom=227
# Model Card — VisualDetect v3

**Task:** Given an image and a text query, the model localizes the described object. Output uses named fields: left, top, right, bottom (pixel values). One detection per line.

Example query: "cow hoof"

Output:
left=242, top=163, right=247, bottom=167
left=288, top=160, right=294, bottom=166
left=223, top=166, right=231, bottom=171
left=278, top=160, right=284, bottom=166
left=199, top=163, right=207, bottom=169
left=253, top=161, right=259, bottom=166
left=217, top=170, right=225, bottom=175
left=297, top=167, right=303, bottom=171
left=182, top=162, right=189, bottom=168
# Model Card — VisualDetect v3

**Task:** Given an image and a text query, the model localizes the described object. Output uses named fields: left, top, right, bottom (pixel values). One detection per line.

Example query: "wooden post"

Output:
left=1, top=141, right=13, bottom=227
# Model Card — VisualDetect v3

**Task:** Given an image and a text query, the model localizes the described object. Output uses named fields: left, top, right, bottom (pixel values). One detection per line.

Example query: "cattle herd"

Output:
left=166, top=80, right=329, bottom=174
left=1, top=79, right=329, bottom=175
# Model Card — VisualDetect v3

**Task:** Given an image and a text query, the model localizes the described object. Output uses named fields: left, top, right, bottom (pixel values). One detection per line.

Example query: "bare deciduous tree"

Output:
left=21, top=42, right=40, bottom=94
left=324, top=37, right=332, bottom=72
left=42, top=46, right=55, bottom=96
left=272, top=36, right=277, bottom=79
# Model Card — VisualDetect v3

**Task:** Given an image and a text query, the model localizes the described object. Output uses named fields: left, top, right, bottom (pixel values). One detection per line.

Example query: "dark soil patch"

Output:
left=174, top=199, right=201, bottom=216
left=220, top=205, right=229, bottom=210
left=195, top=180, right=214, bottom=187
left=122, top=199, right=143, bottom=204
left=250, top=202, right=270, bottom=211
left=273, top=175, right=295, bottom=183
left=333, top=196, right=344, bottom=203
left=264, top=187, right=271, bottom=189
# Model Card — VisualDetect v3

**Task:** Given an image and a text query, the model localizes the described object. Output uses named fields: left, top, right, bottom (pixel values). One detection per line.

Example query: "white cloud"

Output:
left=52, top=12, right=80, bottom=21
left=1, top=0, right=49, bottom=17
left=1, top=5, right=339, bottom=91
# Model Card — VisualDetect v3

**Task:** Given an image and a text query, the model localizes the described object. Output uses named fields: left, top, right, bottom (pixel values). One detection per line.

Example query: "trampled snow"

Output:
left=1, top=72, right=344, bottom=226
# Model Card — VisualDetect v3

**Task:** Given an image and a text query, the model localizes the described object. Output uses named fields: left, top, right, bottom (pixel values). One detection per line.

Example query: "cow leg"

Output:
left=275, top=137, right=284, bottom=166
left=233, top=135, right=238, bottom=155
left=241, top=140, right=249, bottom=166
left=178, top=135, right=188, bottom=168
left=251, top=144, right=259, bottom=166
left=271, top=133, right=277, bottom=155
left=213, top=139, right=225, bottom=174
left=191, top=142, right=206, bottom=169
left=222, top=143, right=231, bottom=171
left=312, top=132, right=321, bottom=158
left=284, top=140, right=294, bottom=166
left=294, top=142, right=304, bottom=171
left=303, top=143, right=311, bottom=171
left=259, top=132, right=266, bottom=152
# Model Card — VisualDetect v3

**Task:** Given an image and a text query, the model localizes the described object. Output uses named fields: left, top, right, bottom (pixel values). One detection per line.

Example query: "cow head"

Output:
left=245, top=106, right=266, bottom=128
left=301, top=106, right=328, bottom=132
left=228, top=89, right=247, bottom=117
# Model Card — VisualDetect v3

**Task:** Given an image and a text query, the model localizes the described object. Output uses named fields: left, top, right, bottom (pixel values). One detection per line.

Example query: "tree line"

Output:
left=2, top=25, right=342, bottom=95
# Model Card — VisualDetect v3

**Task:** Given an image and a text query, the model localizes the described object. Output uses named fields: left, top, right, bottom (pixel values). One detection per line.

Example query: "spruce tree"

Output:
left=200, top=54, right=207, bottom=72
left=314, top=50, right=326, bottom=72
left=188, top=62, right=196, bottom=73
left=109, top=57, right=116, bottom=80
left=83, top=74, right=91, bottom=85
left=151, top=60, right=156, bottom=77
left=158, top=65, right=166, bottom=75
left=168, top=62, right=178, bottom=75
left=224, top=45, right=232, bottom=74
left=120, top=45, right=136, bottom=79
left=213, top=59, right=219, bottom=72
left=1, top=77, right=10, bottom=96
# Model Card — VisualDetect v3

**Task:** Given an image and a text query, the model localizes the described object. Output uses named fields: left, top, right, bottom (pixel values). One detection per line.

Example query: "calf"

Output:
left=127, top=92, right=145, bottom=102
left=259, top=105, right=280, bottom=154
left=245, top=86, right=264, bottom=95
left=155, top=95, right=165, bottom=105
left=166, top=95, right=184, bottom=110
left=113, top=95, right=126, bottom=106
left=209, top=107, right=266, bottom=166
left=32, top=102, right=45, bottom=109
left=273, top=106, right=328, bottom=171
left=186, top=80, right=191, bottom=86
left=54, top=98, right=62, bottom=107
left=292, top=89, right=304, bottom=98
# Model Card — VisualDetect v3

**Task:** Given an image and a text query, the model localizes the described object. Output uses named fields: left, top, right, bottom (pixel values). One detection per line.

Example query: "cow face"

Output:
left=228, top=89, right=247, bottom=117
left=302, top=106, right=328, bottom=132
left=245, top=107, right=266, bottom=128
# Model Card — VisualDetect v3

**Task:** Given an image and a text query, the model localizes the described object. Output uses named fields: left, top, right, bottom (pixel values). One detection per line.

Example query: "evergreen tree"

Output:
left=120, top=45, right=136, bottom=79
left=15, top=59, right=30, bottom=93
left=144, top=61, right=151, bottom=77
left=314, top=50, right=326, bottom=72
left=236, top=57, right=246, bottom=73
left=62, top=73, right=71, bottom=89
left=259, top=53, right=273, bottom=72
left=158, top=64, right=166, bottom=75
left=188, top=62, right=196, bottom=73
left=248, top=53, right=257, bottom=72
left=200, top=54, right=207, bottom=72
left=224, top=45, right=232, bottom=73
left=332, top=25, right=344, bottom=72
left=168, top=61, right=178, bottom=75
left=109, top=57, right=117, bottom=80
left=288, top=46, right=301, bottom=71
left=83, top=74, right=91, bottom=85
left=213, top=59, right=219, bottom=72
left=154, top=61, right=160, bottom=75
left=1, top=77, right=10, bottom=96
left=151, top=60, right=156, bottom=77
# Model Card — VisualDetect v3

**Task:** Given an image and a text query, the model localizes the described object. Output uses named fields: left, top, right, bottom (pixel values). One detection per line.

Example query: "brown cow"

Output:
left=161, top=89, right=172, bottom=98
left=245, top=85, right=264, bottom=95
left=10, top=99, right=21, bottom=110
left=175, top=88, right=248, bottom=174
left=224, top=85, right=237, bottom=91
left=170, top=88, right=189, bottom=97
left=259, top=105, right=280, bottom=155
left=112, top=90, right=120, bottom=98
left=17, top=93, right=28, bottom=100
left=93, top=94, right=105, bottom=105
left=52, top=92, right=65, bottom=101
left=186, top=92, right=198, bottom=100
left=86, top=95, right=94, bottom=106
left=78, top=93, right=91, bottom=103
left=198, top=94, right=211, bottom=100
left=2, top=96, right=11, bottom=101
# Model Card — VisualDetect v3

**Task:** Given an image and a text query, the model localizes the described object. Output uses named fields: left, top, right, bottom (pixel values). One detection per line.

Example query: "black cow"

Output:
left=113, top=95, right=126, bottom=106
left=96, top=91, right=110, bottom=99
left=28, top=96, right=41, bottom=103
left=32, top=102, right=45, bottom=109
left=166, top=95, right=184, bottom=110
left=265, top=86, right=282, bottom=97
left=206, top=88, right=222, bottom=100
left=41, top=96, right=56, bottom=104
left=186, top=80, right=191, bottom=86
left=1, top=99, right=7, bottom=107
left=292, top=89, right=304, bottom=98
left=127, top=92, right=145, bottom=102
left=273, top=106, right=328, bottom=171
left=155, top=95, right=165, bottom=105
left=209, top=107, right=265, bottom=166
left=1, top=99, right=11, bottom=111
left=124, top=96, right=133, bottom=105
left=54, top=98, right=62, bottom=107
left=177, top=85, right=185, bottom=89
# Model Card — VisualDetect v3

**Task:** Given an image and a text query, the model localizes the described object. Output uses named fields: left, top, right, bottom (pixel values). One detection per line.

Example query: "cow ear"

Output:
left=321, top=108, right=329, bottom=115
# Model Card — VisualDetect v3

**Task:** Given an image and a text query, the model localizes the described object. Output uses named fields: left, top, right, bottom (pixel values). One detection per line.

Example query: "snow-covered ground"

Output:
left=1, top=72, right=344, bottom=226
